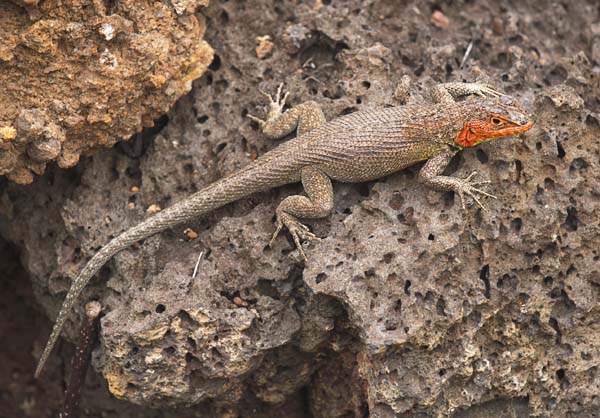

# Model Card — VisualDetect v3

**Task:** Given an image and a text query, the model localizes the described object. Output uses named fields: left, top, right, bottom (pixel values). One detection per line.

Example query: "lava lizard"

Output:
left=34, top=82, right=534, bottom=377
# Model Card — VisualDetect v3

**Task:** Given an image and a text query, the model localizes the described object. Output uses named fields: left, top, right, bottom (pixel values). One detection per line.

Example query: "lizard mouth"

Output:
left=499, top=119, right=535, bottom=136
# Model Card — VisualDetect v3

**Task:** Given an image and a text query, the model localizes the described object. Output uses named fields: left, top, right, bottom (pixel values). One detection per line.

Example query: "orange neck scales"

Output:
left=454, top=117, right=534, bottom=148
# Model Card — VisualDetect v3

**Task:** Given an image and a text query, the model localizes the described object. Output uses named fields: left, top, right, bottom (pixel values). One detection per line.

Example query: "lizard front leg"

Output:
left=271, top=166, right=333, bottom=261
left=431, top=82, right=503, bottom=104
left=248, top=83, right=326, bottom=137
left=419, top=148, right=496, bottom=210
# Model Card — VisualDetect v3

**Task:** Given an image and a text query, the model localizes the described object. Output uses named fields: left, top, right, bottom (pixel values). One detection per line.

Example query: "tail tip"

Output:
left=34, top=363, right=43, bottom=379
left=34, top=349, right=50, bottom=379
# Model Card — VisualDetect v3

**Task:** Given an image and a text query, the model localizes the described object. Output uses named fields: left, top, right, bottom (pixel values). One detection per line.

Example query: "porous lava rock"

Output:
left=1, top=0, right=599, bottom=417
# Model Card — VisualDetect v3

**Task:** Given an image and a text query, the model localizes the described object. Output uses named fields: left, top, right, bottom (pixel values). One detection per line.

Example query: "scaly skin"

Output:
left=34, top=82, right=534, bottom=377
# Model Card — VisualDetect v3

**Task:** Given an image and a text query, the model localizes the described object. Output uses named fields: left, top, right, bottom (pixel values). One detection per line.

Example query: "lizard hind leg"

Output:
left=270, top=167, right=333, bottom=261
left=247, top=83, right=325, bottom=139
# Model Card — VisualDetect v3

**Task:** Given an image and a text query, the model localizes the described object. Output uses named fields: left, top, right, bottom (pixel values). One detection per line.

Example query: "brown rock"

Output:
left=255, top=35, right=275, bottom=60
left=431, top=10, right=450, bottom=29
left=0, top=0, right=213, bottom=183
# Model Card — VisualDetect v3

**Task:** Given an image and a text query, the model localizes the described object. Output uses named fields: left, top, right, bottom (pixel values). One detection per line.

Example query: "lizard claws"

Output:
left=270, top=212, right=317, bottom=262
left=290, top=226, right=317, bottom=262
left=247, top=113, right=266, bottom=127
left=248, top=83, right=290, bottom=128
left=455, top=171, right=497, bottom=211
left=269, top=224, right=283, bottom=248
left=474, top=83, right=503, bottom=98
left=266, top=83, right=289, bottom=119
left=463, top=171, right=492, bottom=184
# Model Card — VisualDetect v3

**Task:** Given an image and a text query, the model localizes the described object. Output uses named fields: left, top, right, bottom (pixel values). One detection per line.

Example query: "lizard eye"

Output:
left=491, top=117, right=503, bottom=126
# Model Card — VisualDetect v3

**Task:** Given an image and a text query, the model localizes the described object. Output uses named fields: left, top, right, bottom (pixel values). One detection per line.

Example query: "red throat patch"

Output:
left=454, top=123, right=476, bottom=147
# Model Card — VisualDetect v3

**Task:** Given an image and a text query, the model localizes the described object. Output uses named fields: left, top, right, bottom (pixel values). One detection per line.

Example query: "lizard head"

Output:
left=454, top=95, right=534, bottom=147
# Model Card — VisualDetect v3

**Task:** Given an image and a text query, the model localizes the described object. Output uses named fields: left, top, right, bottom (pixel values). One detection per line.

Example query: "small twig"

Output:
left=301, top=56, right=315, bottom=69
left=304, top=75, right=321, bottom=84
left=460, top=40, right=474, bottom=69
left=192, top=251, right=204, bottom=278
left=59, top=301, right=102, bottom=418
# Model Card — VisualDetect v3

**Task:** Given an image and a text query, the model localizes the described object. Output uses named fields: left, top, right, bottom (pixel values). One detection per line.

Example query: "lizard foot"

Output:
left=270, top=212, right=317, bottom=262
left=247, top=83, right=290, bottom=127
left=470, top=83, right=503, bottom=98
left=454, top=171, right=497, bottom=210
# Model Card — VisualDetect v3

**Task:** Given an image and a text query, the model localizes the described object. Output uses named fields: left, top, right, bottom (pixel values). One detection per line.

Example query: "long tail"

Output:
left=34, top=166, right=284, bottom=377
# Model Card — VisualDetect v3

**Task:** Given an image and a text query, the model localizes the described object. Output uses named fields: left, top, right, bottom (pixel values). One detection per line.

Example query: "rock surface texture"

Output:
left=0, top=0, right=213, bottom=184
left=1, top=0, right=600, bottom=417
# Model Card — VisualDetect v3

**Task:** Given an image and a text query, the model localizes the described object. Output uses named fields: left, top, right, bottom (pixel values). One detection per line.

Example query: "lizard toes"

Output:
left=457, top=190, right=467, bottom=210
left=258, top=87, right=274, bottom=101
left=481, top=85, right=503, bottom=98
left=300, top=230, right=318, bottom=241
left=297, top=222, right=311, bottom=232
left=469, top=186, right=496, bottom=199
left=290, top=223, right=317, bottom=241
left=471, top=180, right=493, bottom=186
left=275, top=83, right=284, bottom=101
left=471, top=195, right=487, bottom=211
left=460, top=188, right=486, bottom=210
left=269, top=221, right=284, bottom=247
left=289, top=229, right=309, bottom=261
left=463, top=171, right=478, bottom=182
left=247, top=114, right=266, bottom=126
